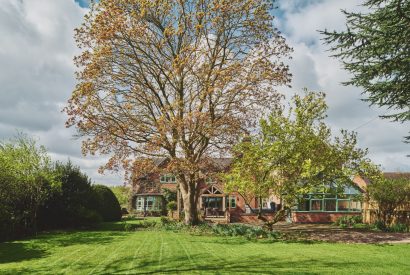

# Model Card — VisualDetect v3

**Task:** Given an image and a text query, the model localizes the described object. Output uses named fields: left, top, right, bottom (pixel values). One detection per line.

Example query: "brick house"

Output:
left=129, top=158, right=280, bottom=223
left=129, top=158, right=406, bottom=224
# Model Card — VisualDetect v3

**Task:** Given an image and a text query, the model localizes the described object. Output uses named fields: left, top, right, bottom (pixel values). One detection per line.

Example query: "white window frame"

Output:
left=160, top=174, right=176, bottom=183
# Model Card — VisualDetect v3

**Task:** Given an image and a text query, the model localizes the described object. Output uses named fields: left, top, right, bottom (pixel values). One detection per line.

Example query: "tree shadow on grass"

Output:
left=98, top=253, right=364, bottom=274
left=0, top=242, right=47, bottom=264
left=0, top=230, right=131, bottom=265
left=34, top=230, right=131, bottom=247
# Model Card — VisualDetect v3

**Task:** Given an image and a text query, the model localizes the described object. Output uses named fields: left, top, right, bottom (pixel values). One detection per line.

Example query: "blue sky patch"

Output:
left=74, top=0, right=90, bottom=8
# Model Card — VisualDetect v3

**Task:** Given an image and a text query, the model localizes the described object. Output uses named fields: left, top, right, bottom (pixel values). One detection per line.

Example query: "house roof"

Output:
left=205, top=158, right=233, bottom=171
left=383, top=172, right=410, bottom=180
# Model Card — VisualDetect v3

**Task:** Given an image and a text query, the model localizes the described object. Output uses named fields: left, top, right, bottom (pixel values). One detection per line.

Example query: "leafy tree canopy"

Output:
left=225, top=91, right=368, bottom=210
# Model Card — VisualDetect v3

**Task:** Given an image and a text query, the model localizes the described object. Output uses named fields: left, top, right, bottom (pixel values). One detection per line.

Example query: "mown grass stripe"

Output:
left=127, top=232, right=149, bottom=275
left=87, top=237, right=132, bottom=274
left=157, top=231, right=164, bottom=274
left=174, top=233, right=200, bottom=274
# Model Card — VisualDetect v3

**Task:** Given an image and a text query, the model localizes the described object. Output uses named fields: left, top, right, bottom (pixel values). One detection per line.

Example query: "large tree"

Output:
left=322, top=0, right=410, bottom=141
left=225, top=91, right=368, bottom=222
left=66, top=0, right=291, bottom=224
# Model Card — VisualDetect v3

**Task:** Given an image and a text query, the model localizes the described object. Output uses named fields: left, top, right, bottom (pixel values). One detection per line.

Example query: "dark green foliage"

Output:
left=370, top=220, right=409, bottom=232
left=387, top=223, right=409, bottom=233
left=162, top=188, right=177, bottom=203
left=212, top=224, right=280, bottom=240
left=322, top=0, right=410, bottom=141
left=166, top=201, right=177, bottom=212
left=39, top=161, right=100, bottom=229
left=91, top=185, right=122, bottom=222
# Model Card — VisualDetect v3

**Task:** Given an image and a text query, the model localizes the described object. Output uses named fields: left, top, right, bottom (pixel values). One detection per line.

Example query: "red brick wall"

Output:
left=230, top=213, right=281, bottom=223
left=292, top=212, right=362, bottom=223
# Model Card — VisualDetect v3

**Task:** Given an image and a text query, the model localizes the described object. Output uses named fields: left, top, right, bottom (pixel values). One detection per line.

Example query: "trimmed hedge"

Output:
left=91, top=185, right=122, bottom=222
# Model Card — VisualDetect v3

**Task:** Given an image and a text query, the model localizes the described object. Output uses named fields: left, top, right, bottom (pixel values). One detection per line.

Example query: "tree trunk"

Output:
left=258, top=196, right=263, bottom=219
left=179, top=180, right=200, bottom=225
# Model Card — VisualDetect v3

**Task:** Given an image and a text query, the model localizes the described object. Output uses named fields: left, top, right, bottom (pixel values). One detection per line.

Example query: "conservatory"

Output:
left=292, top=186, right=363, bottom=223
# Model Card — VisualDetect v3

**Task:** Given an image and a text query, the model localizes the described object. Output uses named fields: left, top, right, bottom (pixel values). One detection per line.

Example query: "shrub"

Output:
left=371, top=220, right=387, bottom=231
left=211, top=224, right=278, bottom=240
left=124, top=223, right=139, bottom=232
left=334, top=215, right=362, bottom=228
left=162, top=188, right=177, bottom=203
left=91, top=185, right=122, bottom=222
left=39, top=161, right=96, bottom=229
left=367, top=176, right=410, bottom=227
left=167, top=201, right=177, bottom=211
left=352, top=223, right=369, bottom=229
left=388, top=223, right=409, bottom=233
left=76, top=207, right=102, bottom=225
left=139, top=220, right=159, bottom=228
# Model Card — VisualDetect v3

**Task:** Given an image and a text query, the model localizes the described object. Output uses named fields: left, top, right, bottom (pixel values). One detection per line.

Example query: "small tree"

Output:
left=167, top=201, right=178, bottom=217
left=225, top=91, right=367, bottom=222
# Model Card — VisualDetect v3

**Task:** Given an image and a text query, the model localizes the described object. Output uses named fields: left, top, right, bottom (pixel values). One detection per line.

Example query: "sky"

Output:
left=0, top=0, right=408, bottom=186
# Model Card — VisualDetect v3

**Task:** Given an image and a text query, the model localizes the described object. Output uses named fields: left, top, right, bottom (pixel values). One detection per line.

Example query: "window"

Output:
left=135, top=196, right=162, bottom=211
left=225, top=196, right=236, bottom=208
left=261, top=198, right=270, bottom=209
left=350, top=201, right=361, bottom=211
left=160, top=174, right=176, bottom=183
left=296, top=190, right=362, bottom=213
left=136, top=197, right=144, bottom=210
left=337, top=200, right=350, bottom=211
left=311, top=200, right=323, bottom=211
left=324, top=199, right=336, bottom=211
left=298, top=198, right=310, bottom=211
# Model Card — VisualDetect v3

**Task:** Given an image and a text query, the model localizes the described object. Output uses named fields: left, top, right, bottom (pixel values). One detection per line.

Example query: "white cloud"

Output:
left=0, top=0, right=123, bottom=185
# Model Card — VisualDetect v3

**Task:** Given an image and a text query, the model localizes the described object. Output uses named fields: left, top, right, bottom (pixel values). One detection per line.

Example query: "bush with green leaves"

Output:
left=370, top=220, right=409, bottom=233
left=367, top=176, right=410, bottom=227
left=387, top=223, right=409, bottom=233
left=110, top=186, right=130, bottom=209
left=0, top=134, right=56, bottom=241
left=212, top=224, right=279, bottom=240
left=91, top=185, right=122, bottom=222
left=39, top=161, right=100, bottom=229
left=334, top=215, right=362, bottom=228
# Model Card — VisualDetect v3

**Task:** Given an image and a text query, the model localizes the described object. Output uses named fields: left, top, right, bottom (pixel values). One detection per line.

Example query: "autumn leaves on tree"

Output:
left=65, top=0, right=292, bottom=224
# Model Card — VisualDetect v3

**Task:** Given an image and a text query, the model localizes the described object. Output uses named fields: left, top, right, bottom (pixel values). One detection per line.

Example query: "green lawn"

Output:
left=0, top=222, right=409, bottom=274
